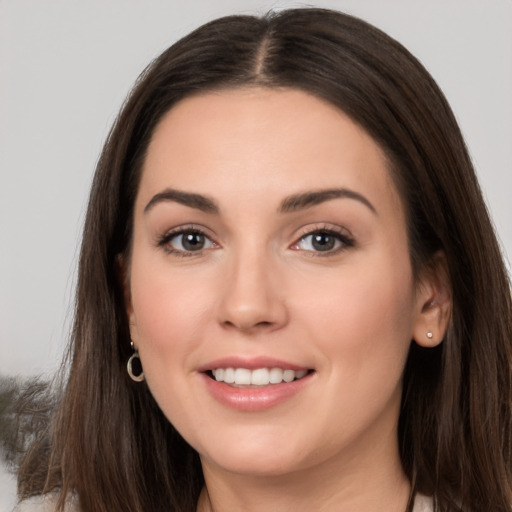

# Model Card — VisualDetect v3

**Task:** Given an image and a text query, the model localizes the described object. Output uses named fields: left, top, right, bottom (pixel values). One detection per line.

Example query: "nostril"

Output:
left=255, top=321, right=272, bottom=327
left=221, top=319, right=274, bottom=331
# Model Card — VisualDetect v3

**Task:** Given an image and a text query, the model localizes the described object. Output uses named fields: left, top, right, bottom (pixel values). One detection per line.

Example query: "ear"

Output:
left=412, top=251, right=452, bottom=348
left=116, top=254, right=139, bottom=345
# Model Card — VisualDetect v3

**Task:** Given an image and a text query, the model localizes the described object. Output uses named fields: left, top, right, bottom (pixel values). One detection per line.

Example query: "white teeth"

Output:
left=223, top=368, right=235, bottom=383
left=295, top=369, right=307, bottom=379
left=251, top=368, right=270, bottom=385
left=282, top=369, right=295, bottom=383
left=269, top=368, right=283, bottom=384
left=234, top=368, right=251, bottom=385
left=211, top=367, right=309, bottom=386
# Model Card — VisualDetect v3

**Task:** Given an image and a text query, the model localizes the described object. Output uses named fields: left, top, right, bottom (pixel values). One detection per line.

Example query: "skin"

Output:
left=126, top=87, right=449, bottom=512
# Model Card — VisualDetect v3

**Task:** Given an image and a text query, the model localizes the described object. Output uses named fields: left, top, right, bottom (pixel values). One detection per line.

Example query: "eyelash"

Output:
left=290, top=225, right=355, bottom=257
left=157, top=225, right=354, bottom=257
left=157, top=225, right=217, bottom=257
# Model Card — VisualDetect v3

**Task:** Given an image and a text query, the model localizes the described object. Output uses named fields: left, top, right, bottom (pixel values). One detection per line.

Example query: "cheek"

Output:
left=291, top=253, right=415, bottom=372
left=128, top=256, right=214, bottom=379
left=128, top=259, right=211, bottom=423
left=129, top=246, right=210, bottom=333
left=285, top=255, right=416, bottom=448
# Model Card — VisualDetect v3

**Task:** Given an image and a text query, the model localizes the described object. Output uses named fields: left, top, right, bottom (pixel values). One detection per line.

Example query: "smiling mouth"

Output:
left=207, top=367, right=313, bottom=387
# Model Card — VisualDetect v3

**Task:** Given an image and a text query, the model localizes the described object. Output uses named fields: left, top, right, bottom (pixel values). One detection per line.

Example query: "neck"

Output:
left=197, top=438, right=410, bottom=512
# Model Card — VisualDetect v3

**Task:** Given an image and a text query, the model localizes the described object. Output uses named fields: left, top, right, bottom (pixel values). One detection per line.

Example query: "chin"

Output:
left=204, top=452, right=303, bottom=478
left=195, top=429, right=315, bottom=478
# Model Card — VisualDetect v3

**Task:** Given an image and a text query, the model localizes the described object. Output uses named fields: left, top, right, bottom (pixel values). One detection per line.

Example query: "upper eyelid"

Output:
left=159, top=224, right=215, bottom=239
left=293, top=223, right=354, bottom=240
left=157, top=227, right=219, bottom=258
left=156, top=223, right=354, bottom=249
left=290, top=224, right=355, bottom=253
left=156, top=225, right=218, bottom=250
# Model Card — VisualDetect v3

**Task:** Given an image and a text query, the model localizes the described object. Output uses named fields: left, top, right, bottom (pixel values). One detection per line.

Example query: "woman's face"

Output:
left=127, top=87, right=430, bottom=478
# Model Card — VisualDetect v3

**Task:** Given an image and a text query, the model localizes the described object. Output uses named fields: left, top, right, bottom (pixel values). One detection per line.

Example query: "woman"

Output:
left=15, top=8, right=512, bottom=512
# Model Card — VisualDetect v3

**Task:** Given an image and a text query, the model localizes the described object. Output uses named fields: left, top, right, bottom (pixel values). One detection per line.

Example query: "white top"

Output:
left=13, top=493, right=434, bottom=511
left=413, top=494, right=434, bottom=512
left=12, top=494, right=79, bottom=512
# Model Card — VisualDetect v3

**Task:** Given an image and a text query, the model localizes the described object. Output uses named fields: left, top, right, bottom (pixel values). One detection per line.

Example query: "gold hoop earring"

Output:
left=127, top=342, right=144, bottom=382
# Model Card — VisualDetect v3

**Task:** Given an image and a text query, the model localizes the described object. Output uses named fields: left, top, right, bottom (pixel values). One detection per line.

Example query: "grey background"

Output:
left=1, top=0, right=511, bottom=508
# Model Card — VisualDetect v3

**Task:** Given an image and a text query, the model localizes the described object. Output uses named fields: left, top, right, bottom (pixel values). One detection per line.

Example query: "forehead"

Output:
left=138, top=87, right=402, bottom=216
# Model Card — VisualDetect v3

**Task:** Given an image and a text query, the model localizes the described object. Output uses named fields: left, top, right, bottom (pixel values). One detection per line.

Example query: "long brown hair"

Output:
left=18, top=8, right=512, bottom=511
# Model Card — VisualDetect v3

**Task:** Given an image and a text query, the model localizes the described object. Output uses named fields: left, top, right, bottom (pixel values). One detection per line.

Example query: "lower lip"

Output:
left=201, top=372, right=313, bottom=412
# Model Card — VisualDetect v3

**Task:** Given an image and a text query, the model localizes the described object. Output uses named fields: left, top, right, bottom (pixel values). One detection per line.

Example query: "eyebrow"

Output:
left=144, top=186, right=376, bottom=216
left=144, top=188, right=219, bottom=214
left=279, top=188, right=377, bottom=214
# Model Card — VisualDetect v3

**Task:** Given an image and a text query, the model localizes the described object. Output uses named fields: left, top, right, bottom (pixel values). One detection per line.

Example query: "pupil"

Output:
left=312, top=233, right=334, bottom=251
left=183, top=232, right=204, bottom=251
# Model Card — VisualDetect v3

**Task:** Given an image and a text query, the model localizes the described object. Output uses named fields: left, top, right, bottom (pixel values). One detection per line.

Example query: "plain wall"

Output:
left=1, top=0, right=511, bottom=379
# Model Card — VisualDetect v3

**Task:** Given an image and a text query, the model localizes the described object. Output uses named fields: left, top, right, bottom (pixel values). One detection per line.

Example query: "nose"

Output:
left=217, top=248, right=288, bottom=334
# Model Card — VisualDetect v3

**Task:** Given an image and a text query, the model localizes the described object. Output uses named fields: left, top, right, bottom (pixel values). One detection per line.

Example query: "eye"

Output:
left=291, top=228, right=354, bottom=254
left=159, top=228, right=217, bottom=255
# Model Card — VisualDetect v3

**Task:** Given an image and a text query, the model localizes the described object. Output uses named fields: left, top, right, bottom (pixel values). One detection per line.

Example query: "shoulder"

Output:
left=12, top=493, right=80, bottom=512
left=413, top=494, right=434, bottom=512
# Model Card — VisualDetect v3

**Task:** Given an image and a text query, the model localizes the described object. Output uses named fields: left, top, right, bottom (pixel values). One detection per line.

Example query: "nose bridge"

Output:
left=218, top=240, right=286, bottom=332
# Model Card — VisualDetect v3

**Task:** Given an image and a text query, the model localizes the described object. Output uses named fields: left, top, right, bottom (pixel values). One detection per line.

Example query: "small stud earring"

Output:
left=426, top=331, right=433, bottom=339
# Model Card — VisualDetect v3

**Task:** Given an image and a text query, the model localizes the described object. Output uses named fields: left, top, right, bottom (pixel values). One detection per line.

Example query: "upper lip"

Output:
left=197, top=356, right=311, bottom=372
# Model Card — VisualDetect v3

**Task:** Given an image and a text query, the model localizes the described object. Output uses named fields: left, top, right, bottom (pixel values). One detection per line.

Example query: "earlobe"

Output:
left=412, top=252, right=452, bottom=348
